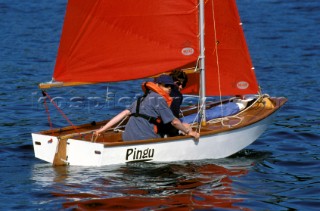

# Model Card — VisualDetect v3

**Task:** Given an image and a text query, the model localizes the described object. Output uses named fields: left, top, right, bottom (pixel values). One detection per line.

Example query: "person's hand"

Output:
left=94, top=130, right=101, bottom=136
left=189, top=130, right=200, bottom=139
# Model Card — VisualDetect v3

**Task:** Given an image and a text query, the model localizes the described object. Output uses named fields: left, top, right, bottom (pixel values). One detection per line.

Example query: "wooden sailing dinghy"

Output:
left=32, top=0, right=287, bottom=166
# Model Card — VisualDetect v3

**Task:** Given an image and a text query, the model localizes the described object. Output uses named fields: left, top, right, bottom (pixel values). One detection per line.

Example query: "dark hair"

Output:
left=170, top=70, right=188, bottom=88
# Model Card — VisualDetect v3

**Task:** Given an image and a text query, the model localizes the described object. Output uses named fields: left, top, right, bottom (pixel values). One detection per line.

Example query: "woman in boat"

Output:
left=94, top=74, right=199, bottom=141
left=158, top=70, right=188, bottom=137
left=170, top=69, right=188, bottom=118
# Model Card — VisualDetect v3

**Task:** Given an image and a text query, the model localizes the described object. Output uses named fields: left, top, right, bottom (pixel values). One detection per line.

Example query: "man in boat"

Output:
left=158, top=70, right=188, bottom=137
left=94, top=74, right=199, bottom=141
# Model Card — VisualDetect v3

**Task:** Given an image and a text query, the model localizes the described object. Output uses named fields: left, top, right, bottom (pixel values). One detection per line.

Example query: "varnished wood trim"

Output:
left=35, top=97, right=287, bottom=148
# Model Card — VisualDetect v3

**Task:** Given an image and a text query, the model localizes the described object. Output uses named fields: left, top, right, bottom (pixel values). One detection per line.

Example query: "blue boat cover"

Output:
left=181, top=102, right=240, bottom=123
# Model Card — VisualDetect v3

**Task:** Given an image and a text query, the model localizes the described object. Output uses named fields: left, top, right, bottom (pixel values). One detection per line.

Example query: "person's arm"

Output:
left=95, top=109, right=131, bottom=135
left=171, top=118, right=199, bottom=139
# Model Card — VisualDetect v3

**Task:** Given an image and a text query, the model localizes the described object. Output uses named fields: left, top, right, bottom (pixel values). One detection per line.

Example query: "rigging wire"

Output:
left=194, top=0, right=224, bottom=132
left=194, top=53, right=203, bottom=133
left=42, top=91, right=54, bottom=136
left=210, top=0, right=224, bottom=116
left=42, top=91, right=81, bottom=136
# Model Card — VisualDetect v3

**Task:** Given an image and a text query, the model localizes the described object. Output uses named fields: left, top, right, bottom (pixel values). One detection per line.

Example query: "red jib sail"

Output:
left=53, top=0, right=259, bottom=96
left=183, top=0, right=259, bottom=96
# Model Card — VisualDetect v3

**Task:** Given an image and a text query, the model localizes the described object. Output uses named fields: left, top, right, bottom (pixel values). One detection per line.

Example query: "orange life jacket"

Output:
left=130, top=81, right=173, bottom=134
left=141, top=81, right=172, bottom=107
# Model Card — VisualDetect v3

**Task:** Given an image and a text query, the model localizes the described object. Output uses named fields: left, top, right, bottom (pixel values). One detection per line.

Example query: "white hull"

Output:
left=32, top=112, right=274, bottom=166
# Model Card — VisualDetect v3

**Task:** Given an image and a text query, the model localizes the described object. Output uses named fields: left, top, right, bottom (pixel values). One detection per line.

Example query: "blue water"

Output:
left=0, top=0, right=319, bottom=210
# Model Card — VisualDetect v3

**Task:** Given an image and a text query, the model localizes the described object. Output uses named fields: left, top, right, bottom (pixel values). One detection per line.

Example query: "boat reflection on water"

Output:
left=32, top=155, right=258, bottom=210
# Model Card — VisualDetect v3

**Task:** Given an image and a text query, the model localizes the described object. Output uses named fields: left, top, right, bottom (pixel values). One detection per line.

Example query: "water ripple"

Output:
left=0, top=0, right=319, bottom=210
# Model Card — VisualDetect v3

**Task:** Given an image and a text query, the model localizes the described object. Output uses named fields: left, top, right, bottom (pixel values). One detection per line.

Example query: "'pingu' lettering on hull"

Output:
left=126, top=148, right=154, bottom=162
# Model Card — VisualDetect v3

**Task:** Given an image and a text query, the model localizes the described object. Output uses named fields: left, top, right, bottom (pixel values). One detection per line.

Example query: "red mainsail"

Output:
left=53, top=0, right=199, bottom=82
left=53, top=0, right=259, bottom=96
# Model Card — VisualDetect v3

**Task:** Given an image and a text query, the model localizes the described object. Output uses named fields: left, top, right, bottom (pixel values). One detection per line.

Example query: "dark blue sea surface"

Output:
left=0, top=0, right=319, bottom=210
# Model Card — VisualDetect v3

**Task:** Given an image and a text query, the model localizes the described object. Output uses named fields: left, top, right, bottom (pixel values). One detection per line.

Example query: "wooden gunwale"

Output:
left=98, top=97, right=287, bottom=147
left=34, top=97, right=287, bottom=147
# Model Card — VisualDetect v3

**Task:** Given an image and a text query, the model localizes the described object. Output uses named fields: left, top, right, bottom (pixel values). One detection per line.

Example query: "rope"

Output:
left=188, top=97, right=207, bottom=133
left=221, top=116, right=244, bottom=128
left=42, top=91, right=81, bottom=136
left=42, top=92, right=54, bottom=136
left=113, top=116, right=128, bottom=132
left=206, top=94, right=265, bottom=127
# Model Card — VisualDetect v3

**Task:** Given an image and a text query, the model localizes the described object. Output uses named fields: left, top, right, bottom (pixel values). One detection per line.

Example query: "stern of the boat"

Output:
left=32, top=133, right=59, bottom=164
